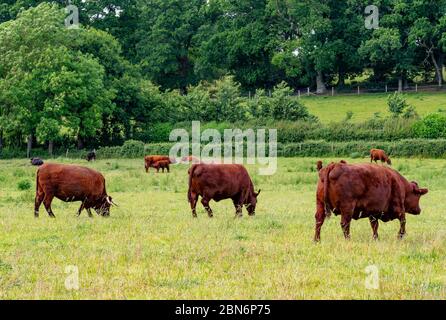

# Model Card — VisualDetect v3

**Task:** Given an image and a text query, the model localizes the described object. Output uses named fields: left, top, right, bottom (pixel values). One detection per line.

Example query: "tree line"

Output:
left=0, top=1, right=446, bottom=155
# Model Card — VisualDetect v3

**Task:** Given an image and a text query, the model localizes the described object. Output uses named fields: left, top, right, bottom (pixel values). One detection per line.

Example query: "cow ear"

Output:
left=416, top=188, right=428, bottom=195
left=316, top=161, right=323, bottom=171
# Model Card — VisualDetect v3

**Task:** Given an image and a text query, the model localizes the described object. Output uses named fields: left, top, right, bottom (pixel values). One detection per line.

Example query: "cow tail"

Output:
left=187, top=165, right=197, bottom=203
left=324, top=165, right=333, bottom=218
left=35, top=168, right=40, bottom=194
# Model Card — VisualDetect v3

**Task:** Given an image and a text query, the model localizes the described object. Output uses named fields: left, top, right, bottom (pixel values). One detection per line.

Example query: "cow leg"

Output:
left=232, top=198, right=243, bottom=218
left=34, top=192, right=44, bottom=218
left=314, top=202, right=325, bottom=242
left=369, top=216, right=379, bottom=240
left=43, top=194, right=56, bottom=218
left=340, top=212, right=353, bottom=240
left=398, top=213, right=406, bottom=239
left=77, top=203, right=85, bottom=217
left=86, top=208, right=93, bottom=218
left=201, top=198, right=213, bottom=218
left=189, top=193, right=198, bottom=218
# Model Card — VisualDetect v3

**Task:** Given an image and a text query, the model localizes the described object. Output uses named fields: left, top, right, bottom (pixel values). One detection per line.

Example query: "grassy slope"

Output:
left=0, top=158, right=445, bottom=299
left=302, top=92, right=446, bottom=123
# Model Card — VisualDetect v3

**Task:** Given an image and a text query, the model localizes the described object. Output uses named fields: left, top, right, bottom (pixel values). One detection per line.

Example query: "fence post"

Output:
left=248, top=91, right=251, bottom=99
left=298, top=90, right=301, bottom=99
left=415, top=84, right=418, bottom=92
left=332, top=87, right=334, bottom=96
left=307, top=87, right=310, bottom=96
left=385, top=84, right=388, bottom=93
left=269, top=89, right=271, bottom=97
left=357, top=86, right=360, bottom=95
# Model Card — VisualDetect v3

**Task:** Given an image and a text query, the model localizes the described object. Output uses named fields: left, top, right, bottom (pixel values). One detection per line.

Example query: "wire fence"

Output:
left=245, top=83, right=446, bottom=98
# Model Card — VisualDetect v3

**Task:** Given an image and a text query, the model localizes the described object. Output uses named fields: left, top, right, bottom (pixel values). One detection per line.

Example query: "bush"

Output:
left=271, top=82, right=315, bottom=121
left=18, top=180, right=31, bottom=191
left=413, top=113, right=446, bottom=139
left=120, top=140, right=145, bottom=157
left=387, top=93, right=412, bottom=117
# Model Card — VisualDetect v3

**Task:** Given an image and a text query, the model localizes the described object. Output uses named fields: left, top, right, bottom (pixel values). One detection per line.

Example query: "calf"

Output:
left=153, top=160, right=170, bottom=173
left=188, top=164, right=260, bottom=218
left=370, top=148, right=391, bottom=165
left=314, top=161, right=428, bottom=242
left=144, top=155, right=174, bottom=172
left=35, top=163, right=116, bottom=218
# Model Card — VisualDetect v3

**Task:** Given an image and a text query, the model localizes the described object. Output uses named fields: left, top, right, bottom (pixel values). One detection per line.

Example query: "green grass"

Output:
left=302, top=92, right=446, bottom=123
left=0, top=157, right=445, bottom=299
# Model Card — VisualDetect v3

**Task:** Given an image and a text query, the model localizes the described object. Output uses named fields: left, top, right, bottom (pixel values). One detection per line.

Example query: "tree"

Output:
left=0, top=3, right=113, bottom=154
left=134, top=0, right=207, bottom=91
left=408, top=0, right=446, bottom=86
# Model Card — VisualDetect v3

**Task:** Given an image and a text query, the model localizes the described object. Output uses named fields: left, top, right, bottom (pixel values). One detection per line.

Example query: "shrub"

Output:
left=120, top=140, right=145, bottom=157
left=413, top=113, right=446, bottom=139
left=18, top=180, right=31, bottom=191
left=271, top=82, right=315, bottom=121
left=387, top=92, right=412, bottom=117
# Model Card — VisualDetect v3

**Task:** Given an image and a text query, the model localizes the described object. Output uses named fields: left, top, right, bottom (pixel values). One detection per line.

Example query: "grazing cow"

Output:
left=153, top=160, right=170, bottom=173
left=86, top=150, right=96, bottom=162
left=31, top=158, right=44, bottom=166
left=144, top=155, right=174, bottom=172
left=314, top=161, right=428, bottom=242
left=370, top=148, right=391, bottom=165
left=188, top=164, right=260, bottom=218
left=35, top=163, right=116, bottom=218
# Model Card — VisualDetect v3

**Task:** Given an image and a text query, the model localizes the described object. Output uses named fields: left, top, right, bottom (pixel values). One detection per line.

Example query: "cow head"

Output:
left=95, top=196, right=117, bottom=216
left=405, top=181, right=428, bottom=215
left=387, top=158, right=392, bottom=165
left=316, top=161, right=323, bottom=171
left=246, top=189, right=261, bottom=216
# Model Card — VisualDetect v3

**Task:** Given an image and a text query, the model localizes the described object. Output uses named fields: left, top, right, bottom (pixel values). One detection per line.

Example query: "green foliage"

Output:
left=413, top=114, right=446, bottom=139
left=271, top=82, right=315, bottom=121
left=120, top=140, right=145, bottom=157
left=387, top=93, right=412, bottom=117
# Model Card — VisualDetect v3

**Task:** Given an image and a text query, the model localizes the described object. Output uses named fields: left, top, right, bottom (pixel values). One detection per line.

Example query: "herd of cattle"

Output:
left=31, top=148, right=429, bottom=241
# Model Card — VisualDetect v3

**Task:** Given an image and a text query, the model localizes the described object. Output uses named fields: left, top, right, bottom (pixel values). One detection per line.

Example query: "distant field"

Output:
left=302, top=92, right=446, bottom=123
left=0, top=158, right=445, bottom=299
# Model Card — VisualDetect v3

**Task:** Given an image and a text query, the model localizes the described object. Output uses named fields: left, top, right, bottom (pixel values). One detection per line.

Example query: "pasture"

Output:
left=0, top=157, right=445, bottom=299
left=303, top=92, right=446, bottom=123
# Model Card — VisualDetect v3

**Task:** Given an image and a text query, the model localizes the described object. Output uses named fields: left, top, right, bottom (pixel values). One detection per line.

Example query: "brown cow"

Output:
left=153, top=160, right=170, bottom=173
left=144, top=155, right=174, bottom=172
left=35, top=163, right=116, bottom=218
left=188, top=164, right=260, bottom=218
left=370, top=148, right=391, bottom=165
left=314, top=161, right=428, bottom=242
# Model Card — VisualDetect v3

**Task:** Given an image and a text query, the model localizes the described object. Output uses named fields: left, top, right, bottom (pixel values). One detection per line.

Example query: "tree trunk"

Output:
left=439, top=52, right=444, bottom=83
left=338, top=70, right=345, bottom=88
left=48, top=140, right=54, bottom=156
left=430, top=52, right=442, bottom=86
left=77, top=136, right=84, bottom=150
left=0, top=130, right=3, bottom=154
left=316, top=71, right=327, bottom=94
left=27, top=134, right=33, bottom=159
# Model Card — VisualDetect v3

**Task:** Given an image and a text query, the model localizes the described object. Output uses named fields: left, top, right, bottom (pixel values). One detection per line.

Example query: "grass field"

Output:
left=0, top=157, right=445, bottom=299
left=303, top=92, right=446, bottom=123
